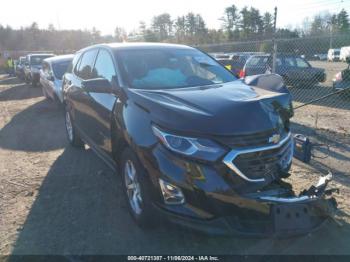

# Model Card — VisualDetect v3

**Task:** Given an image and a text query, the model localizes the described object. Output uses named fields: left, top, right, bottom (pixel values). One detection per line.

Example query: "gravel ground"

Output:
left=0, top=76, right=350, bottom=256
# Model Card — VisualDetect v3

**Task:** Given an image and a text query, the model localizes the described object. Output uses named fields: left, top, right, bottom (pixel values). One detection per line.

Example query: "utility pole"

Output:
left=330, top=23, right=333, bottom=49
left=272, top=7, right=278, bottom=73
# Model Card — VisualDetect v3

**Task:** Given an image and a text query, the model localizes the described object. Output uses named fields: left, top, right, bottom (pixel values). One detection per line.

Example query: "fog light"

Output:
left=159, top=179, right=185, bottom=205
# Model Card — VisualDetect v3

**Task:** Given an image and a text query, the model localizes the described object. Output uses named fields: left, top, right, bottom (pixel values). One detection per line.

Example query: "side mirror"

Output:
left=82, top=78, right=112, bottom=93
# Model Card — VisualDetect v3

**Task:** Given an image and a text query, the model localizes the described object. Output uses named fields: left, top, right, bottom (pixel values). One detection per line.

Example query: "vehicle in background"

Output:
left=15, top=56, right=27, bottom=80
left=24, top=53, right=55, bottom=87
left=333, top=56, right=350, bottom=96
left=40, top=54, right=74, bottom=103
left=340, top=46, right=350, bottom=62
left=62, top=43, right=336, bottom=236
left=313, top=54, right=327, bottom=61
left=242, top=54, right=326, bottom=87
left=216, top=53, right=252, bottom=77
left=209, top=53, right=230, bottom=59
left=327, top=48, right=340, bottom=62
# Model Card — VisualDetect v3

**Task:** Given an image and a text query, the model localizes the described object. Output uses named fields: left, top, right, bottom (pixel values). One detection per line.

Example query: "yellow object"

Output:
left=225, top=65, right=232, bottom=70
left=7, top=59, right=14, bottom=68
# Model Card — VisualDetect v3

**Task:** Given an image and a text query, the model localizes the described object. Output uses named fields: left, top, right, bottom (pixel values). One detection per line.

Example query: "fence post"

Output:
left=272, top=7, right=278, bottom=73
left=272, top=40, right=278, bottom=73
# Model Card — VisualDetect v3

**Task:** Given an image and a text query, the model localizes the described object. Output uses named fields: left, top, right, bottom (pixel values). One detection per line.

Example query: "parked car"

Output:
left=63, top=43, right=336, bottom=236
left=333, top=56, right=350, bottom=96
left=340, top=46, right=350, bottom=62
left=313, top=53, right=327, bottom=61
left=40, top=54, right=74, bottom=103
left=216, top=53, right=252, bottom=77
left=209, top=53, right=230, bottom=59
left=15, top=56, right=27, bottom=80
left=327, top=48, right=340, bottom=62
left=242, top=54, right=326, bottom=87
left=24, top=53, right=55, bottom=86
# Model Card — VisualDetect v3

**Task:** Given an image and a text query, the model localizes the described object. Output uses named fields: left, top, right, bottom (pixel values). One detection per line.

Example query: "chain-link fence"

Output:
left=198, top=34, right=350, bottom=178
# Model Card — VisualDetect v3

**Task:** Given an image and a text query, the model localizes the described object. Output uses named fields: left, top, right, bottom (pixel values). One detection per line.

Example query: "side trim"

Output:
left=222, top=132, right=292, bottom=183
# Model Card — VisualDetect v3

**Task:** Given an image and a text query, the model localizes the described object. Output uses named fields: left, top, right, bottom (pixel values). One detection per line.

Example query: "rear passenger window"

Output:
left=284, top=57, right=295, bottom=67
left=76, top=49, right=98, bottom=80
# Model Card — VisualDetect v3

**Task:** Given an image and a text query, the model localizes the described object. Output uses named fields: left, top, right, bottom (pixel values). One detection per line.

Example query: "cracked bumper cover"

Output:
left=155, top=172, right=338, bottom=237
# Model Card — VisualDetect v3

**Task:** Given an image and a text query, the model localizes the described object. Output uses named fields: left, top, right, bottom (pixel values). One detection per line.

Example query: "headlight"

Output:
left=152, top=125, right=226, bottom=161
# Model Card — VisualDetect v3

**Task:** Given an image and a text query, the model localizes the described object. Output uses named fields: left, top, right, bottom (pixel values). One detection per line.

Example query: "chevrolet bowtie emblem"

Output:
left=269, top=134, right=281, bottom=144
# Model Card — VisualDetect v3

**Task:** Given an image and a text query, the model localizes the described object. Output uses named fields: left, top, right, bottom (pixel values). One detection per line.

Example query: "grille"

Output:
left=233, top=138, right=292, bottom=181
left=215, top=128, right=288, bottom=148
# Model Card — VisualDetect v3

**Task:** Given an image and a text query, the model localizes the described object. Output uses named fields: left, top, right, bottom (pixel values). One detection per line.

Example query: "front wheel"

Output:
left=65, top=110, right=84, bottom=147
left=121, top=148, right=155, bottom=228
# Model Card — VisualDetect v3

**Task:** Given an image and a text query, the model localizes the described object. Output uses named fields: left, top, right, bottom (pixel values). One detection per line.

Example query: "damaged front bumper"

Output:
left=156, top=173, right=338, bottom=237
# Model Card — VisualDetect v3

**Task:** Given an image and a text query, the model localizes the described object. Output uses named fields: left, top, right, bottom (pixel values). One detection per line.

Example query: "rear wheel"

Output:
left=121, top=148, right=155, bottom=228
left=65, top=110, right=84, bottom=147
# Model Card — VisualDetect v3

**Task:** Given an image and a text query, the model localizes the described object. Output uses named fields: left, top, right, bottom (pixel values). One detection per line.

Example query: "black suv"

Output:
left=63, top=43, right=336, bottom=236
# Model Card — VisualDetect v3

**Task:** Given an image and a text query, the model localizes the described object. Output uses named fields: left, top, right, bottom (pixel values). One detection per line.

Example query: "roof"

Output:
left=27, top=53, right=55, bottom=57
left=44, top=54, right=74, bottom=63
left=77, top=42, right=194, bottom=53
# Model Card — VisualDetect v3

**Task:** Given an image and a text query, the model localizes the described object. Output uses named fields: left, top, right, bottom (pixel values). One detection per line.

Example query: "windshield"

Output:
left=52, top=60, right=71, bottom=80
left=247, top=56, right=269, bottom=66
left=334, top=51, right=340, bottom=55
left=116, top=48, right=236, bottom=89
left=30, top=56, right=53, bottom=65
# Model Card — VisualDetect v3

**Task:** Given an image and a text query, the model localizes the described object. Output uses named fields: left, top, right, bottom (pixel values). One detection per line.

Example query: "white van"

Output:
left=340, top=46, right=350, bottom=62
left=327, top=48, right=341, bottom=62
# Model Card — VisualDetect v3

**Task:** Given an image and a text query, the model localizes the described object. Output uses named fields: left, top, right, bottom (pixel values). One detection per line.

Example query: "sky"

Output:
left=1, top=0, right=349, bottom=35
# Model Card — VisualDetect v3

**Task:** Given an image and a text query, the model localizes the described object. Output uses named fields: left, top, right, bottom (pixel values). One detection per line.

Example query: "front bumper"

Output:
left=154, top=173, right=337, bottom=237
left=142, top=142, right=338, bottom=237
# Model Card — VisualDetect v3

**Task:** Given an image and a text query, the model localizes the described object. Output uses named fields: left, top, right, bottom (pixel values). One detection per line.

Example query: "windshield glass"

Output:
left=30, top=56, right=53, bottom=65
left=52, top=60, right=72, bottom=80
left=247, top=56, right=269, bottom=66
left=116, top=48, right=236, bottom=89
left=334, top=51, right=340, bottom=55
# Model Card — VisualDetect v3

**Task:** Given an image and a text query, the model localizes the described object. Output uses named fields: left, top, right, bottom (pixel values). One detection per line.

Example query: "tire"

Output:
left=42, top=87, right=50, bottom=100
left=121, top=148, right=155, bottom=228
left=65, top=109, right=84, bottom=147
left=31, top=80, right=38, bottom=87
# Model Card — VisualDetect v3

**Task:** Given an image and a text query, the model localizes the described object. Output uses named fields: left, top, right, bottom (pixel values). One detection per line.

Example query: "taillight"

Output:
left=239, top=69, right=245, bottom=78
left=335, top=72, right=342, bottom=82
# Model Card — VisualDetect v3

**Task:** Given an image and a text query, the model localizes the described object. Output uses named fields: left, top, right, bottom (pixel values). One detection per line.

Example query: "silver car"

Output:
left=40, top=54, right=74, bottom=103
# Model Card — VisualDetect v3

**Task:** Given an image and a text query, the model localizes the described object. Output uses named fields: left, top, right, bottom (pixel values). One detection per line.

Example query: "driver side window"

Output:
left=92, top=49, right=116, bottom=83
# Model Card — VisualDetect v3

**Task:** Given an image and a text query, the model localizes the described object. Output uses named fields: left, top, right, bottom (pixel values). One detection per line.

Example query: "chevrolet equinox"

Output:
left=62, top=43, right=336, bottom=236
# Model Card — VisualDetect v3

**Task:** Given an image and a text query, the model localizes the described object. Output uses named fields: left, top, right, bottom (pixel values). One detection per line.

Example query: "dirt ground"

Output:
left=0, top=76, right=350, bottom=256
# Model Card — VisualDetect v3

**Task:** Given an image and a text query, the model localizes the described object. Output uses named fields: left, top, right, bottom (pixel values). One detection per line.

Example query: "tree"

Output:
left=174, top=16, right=186, bottom=43
left=152, top=13, right=173, bottom=41
left=262, top=12, right=274, bottom=36
left=114, top=26, right=126, bottom=42
left=221, top=4, right=240, bottom=40
left=337, top=9, right=349, bottom=32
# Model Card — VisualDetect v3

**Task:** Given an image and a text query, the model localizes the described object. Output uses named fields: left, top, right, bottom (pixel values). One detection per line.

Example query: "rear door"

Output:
left=68, top=49, right=98, bottom=134
left=82, top=48, right=118, bottom=155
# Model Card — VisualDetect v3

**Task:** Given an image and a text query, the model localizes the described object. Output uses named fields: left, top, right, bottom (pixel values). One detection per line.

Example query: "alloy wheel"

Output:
left=124, top=160, right=143, bottom=215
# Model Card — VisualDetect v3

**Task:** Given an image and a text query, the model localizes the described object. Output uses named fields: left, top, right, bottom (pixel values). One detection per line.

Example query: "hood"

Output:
left=127, top=80, right=292, bottom=136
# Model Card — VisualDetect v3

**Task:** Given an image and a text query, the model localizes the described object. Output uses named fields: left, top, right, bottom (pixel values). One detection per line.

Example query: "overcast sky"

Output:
left=1, top=0, right=349, bottom=34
